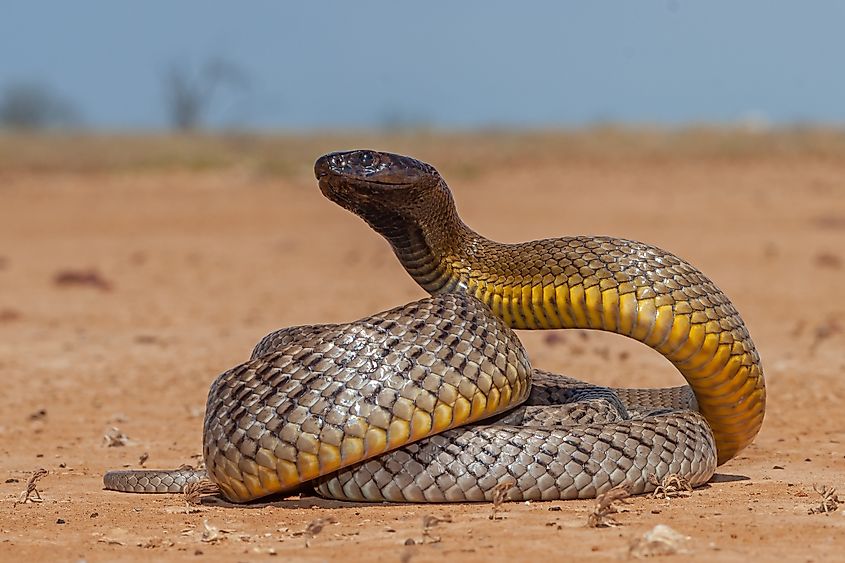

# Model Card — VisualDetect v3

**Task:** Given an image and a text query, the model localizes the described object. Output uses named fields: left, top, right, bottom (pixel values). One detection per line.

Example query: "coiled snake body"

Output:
left=104, top=150, right=765, bottom=503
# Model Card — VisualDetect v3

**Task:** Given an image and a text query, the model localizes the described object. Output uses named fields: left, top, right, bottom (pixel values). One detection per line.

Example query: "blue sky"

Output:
left=2, top=1, right=844, bottom=129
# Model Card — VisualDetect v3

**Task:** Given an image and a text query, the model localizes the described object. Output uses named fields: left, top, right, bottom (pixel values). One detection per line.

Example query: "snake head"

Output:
left=316, top=149, right=437, bottom=187
left=315, top=150, right=443, bottom=213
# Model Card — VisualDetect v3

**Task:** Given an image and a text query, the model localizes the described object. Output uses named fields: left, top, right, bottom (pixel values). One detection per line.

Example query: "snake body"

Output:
left=104, top=150, right=764, bottom=503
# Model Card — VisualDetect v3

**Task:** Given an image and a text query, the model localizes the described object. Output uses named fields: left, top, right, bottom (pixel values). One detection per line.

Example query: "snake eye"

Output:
left=359, top=152, right=373, bottom=166
left=357, top=151, right=379, bottom=170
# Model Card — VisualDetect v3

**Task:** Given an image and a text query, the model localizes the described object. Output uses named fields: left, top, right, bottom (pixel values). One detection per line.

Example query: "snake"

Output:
left=103, top=149, right=765, bottom=503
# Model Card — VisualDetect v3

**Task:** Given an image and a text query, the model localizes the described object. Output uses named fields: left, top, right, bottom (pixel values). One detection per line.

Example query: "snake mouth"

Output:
left=351, top=178, right=414, bottom=187
left=318, top=171, right=413, bottom=189
left=317, top=176, right=380, bottom=215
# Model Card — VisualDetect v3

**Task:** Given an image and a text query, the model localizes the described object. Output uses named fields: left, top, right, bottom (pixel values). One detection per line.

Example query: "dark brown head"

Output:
left=314, top=150, right=454, bottom=233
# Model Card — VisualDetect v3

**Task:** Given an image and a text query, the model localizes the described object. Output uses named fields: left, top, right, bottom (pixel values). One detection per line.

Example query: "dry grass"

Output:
left=586, top=483, right=631, bottom=528
left=810, top=317, right=843, bottom=355
left=102, top=427, right=130, bottom=447
left=183, top=479, right=220, bottom=506
left=4, top=128, right=845, bottom=177
left=489, top=480, right=515, bottom=520
left=419, top=514, right=453, bottom=544
left=302, top=516, right=337, bottom=548
left=15, top=468, right=47, bottom=506
left=808, top=484, right=841, bottom=514
left=649, top=473, right=693, bottom=499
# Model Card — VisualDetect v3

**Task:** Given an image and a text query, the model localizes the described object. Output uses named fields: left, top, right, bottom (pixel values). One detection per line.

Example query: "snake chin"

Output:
left=318, top=178, right=372, bottom=216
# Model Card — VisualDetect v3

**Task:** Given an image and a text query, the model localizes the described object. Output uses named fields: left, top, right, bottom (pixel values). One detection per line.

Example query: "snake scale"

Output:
left=104, top=150, right=765, bottom=503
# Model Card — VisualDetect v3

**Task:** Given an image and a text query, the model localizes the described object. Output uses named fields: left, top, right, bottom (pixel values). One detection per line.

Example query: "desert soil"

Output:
left=1, top=133, right=844, bottom=562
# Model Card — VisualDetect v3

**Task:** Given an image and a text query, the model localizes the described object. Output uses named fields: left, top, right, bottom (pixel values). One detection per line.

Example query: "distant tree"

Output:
left=163, top=57, right=249, bottom=131
left=0, top=82, right=81, bottom=130
left=377, top=106, right=432, bottom=132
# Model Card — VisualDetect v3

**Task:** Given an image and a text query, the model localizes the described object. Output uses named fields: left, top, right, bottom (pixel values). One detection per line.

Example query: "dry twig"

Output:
left=304, top=516, right=337, bottom=548
left=586, top=483, right=631, bottom=528
left=184, top=478, right=220, bottom=507
left=103, top=427, right=130, bottom=447
left=421, top=514, right=452, bottom=544
left=28, top=409, right=47, bottom=421
left=187, top=454, right=206, bottom=470
left=808, top=484, right=841, bottom=514
left=15, top=468, right=47, bottom=506
left=489, top=480, right=515, bottom=520
left=649, top=473, right=693, bottom=499
left=810, top=317, right=843, bottom=354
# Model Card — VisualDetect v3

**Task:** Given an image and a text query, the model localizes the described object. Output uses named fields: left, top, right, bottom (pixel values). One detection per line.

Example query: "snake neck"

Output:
left=358, top=187, right=479, bottom=295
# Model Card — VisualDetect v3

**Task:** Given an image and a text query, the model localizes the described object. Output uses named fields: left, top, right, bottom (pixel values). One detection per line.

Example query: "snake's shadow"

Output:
left=200, top=493, right=373, bottom=510
left=709, top=472, right=750, bottom=484
left=198, top=473, right=751, bottom=509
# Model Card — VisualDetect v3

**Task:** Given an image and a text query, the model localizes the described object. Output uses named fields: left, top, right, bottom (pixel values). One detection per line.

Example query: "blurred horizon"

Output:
left=2, top=2, right=844, bottom=131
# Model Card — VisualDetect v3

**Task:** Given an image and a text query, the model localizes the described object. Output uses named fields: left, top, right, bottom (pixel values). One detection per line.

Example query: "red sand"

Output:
left=1, top=136, right=844, bottom=561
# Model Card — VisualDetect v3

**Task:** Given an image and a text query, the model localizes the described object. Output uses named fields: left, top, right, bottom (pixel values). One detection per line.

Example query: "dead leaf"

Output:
left=814, top=252, right=842, bottom=269
left=53, top=269, right=113, bottom=291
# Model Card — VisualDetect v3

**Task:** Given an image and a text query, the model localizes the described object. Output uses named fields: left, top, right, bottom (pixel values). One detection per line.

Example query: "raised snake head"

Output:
left=315, top=150, right=437, bottom=189
left=315, top=150, right=455, bottom=231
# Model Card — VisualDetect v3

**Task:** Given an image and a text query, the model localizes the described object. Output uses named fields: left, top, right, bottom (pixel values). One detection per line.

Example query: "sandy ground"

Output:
left=1, top=133, right=844, bottom=561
